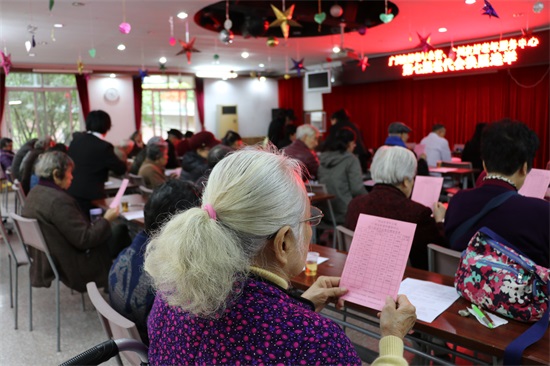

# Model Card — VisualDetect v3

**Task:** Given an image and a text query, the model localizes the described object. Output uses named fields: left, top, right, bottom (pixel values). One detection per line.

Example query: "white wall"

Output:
left=303, top=77, right=324, bottom=112
left=204, top=78, right=278, bottom=138
left=88, top=75, right=135, bottom=145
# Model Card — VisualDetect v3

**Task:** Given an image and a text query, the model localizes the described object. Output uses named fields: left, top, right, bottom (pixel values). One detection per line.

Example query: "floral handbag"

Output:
left=454, top=227, right=549, bottom=322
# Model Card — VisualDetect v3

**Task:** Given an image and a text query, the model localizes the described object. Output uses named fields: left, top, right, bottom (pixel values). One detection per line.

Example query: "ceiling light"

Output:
left=110, top=73, right=116, bottom=78
left=196, top=70, right=238, bottom=79
left=464, top=0, right=476, bottom=4
left=9, top=100, right=22, bottom=105
left=28, top=53, right=35, bottom=57
left=54, top=24, right=64, bottom=28
left=159, top=56, right=167, bottom=64
left=438, top=27, right=447, bottom=33
left=241, top=51, right=250, bottom=59
left=117, top=44, right=126, bottom=51
left=259, top=63, right=265, bottom=68
left=177, top=12, right=188, bottom=19
left=72, top=2, right=85, bottom=6
left=332, top=45, right=341, bottom=53
left=259, top=76, right=267, bottom=82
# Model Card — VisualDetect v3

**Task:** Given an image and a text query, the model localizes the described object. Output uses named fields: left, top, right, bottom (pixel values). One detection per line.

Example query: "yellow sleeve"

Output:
left=371, top=336, right=408, bottom=366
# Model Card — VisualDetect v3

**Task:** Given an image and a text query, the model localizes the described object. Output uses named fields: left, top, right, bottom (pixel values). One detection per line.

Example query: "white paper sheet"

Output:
left=340, top=214, right=416, bottom=311
left=519, top=169, right=550, bottom=199
left=411, top=176, right=444, bottom=212
left=467, top=307, right=508, bottom=328
left=109, top=178, right=129, bottom=209
left=398, top=278, right=459, bottom=323
left=121, top=210, right=144, bottom=220
left=165, top=167, right=182, bottom=177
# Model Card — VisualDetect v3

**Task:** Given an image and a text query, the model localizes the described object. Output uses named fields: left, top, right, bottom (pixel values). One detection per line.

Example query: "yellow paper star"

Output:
left=269, top=4, right=301, bottom=40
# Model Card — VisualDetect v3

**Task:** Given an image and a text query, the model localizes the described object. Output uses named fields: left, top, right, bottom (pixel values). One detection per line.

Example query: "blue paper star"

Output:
left=482, top=0, right=499, bottom=18
left=290, top=58, right=307, bottom=76
left=138, top=68, right=149, bottom=81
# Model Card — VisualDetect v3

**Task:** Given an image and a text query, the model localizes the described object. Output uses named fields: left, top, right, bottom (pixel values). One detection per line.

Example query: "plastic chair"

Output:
left=427, top=244, right=462, bottom=277
left=86, top=281, right=145, bottom=366
left=139, top=185, right=153, bottom=199
left=440, top=161, right=476, bottom=189
left=0, top=214, right=29, bottom=329
left=128, top=173, right=145, bottom=187
left=335, top=225, right=354, bottom=252
left=10, top=212, right=62, bottom=352
left=60, top=338, right=149, bottom=366
left=11, top=180, right=26, bottom=214
left=307, top=183, right=338, bottom=247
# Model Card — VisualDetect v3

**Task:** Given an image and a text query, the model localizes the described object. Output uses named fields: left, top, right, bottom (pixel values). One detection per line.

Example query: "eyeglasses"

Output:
left=300, top=206, right=324, bottom=226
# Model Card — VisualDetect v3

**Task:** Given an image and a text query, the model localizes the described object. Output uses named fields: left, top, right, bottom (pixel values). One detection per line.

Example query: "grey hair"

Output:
left=296, top=124, right=319, bottom=140
left=35, top=136, right=53, bottom=149
left=146, top=137, right=168, bottom=161
left=371, top=146, right=417, bottom=185
left=34, top=151, right=74, bottom=180
left=144, top=145, right=309, bottom=317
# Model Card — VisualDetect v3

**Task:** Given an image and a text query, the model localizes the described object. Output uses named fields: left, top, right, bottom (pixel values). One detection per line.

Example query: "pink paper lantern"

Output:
left=119, top=22, right=131, bottom=34
left=169, top=37, right=177, bottom=46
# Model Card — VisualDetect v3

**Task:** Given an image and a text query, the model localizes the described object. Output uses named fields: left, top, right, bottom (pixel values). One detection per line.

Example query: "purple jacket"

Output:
left=445, top=179, right=549, bottom=267
left=0, top=150, right=14, bottom=177
left=283, top=139, right=319, bottom=180
left=148, top=275, right=361, bottom=365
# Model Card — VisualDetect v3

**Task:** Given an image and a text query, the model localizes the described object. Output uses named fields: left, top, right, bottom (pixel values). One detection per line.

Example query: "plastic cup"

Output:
left=306, top=251, right=320, bottom=276
left=121, top=201, right=129, bottom=212
left=89, top=208, right=103, bottom=223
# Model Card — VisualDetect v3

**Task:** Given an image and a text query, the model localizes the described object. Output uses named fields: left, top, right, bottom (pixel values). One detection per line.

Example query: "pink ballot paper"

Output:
left=519, top=169, right=550, bottom=199
left=411, top=176, right=444, bottom=212
left=109, top=178, right=129, bottom=209
left=413, top=144, right=426, bottom=158
left=340, top=214, right=417, bottom=311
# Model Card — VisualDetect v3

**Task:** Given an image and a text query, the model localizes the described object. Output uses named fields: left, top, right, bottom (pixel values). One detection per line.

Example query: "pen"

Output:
left=471, top=304, right=494, bottom=329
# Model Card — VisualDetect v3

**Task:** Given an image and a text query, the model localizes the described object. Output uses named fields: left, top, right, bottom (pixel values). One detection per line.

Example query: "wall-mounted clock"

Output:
left=104, top=87, right=120, bottom=102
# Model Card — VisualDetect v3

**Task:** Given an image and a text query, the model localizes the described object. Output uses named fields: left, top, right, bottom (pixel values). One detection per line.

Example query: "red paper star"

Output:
left=357, top=56, right=370, bottom=72
left=176, top=38, right=201, bottom=64
left=0, top=51, right=12, bottom=76
left=417, top=32, right=434, bottom=52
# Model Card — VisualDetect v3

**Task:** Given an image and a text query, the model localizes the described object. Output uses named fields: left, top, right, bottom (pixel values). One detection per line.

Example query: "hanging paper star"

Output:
left=417, top=32, right=434, bottom=52
left=357, top=56, right=370, bottom=72
left=175, top=37, right=201, bottom=64
left=49, top=0, right=55, bottom=11
left=482, top=0, right=499, bottom=18
left=0, top=51, right=12, bottom=76
left=269, top=4, right=302, bottom=41
left=138, top=68, right=149, bottom=81
left=77, top=59, right=84, bottom=74
left=290, top=58, right=307, bottom=76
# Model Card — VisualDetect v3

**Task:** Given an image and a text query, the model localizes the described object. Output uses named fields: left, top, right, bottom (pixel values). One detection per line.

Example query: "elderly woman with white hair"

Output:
left=138, top=137, right=170, bottom=189
left=144, top=146, right=416, bottom=365
left=22, top=151, right=123, bottom=292
left=345, top=146, right=447, bottom=270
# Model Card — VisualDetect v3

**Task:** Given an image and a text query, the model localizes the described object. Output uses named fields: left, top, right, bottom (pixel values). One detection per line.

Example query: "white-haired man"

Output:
left=283, top=124, right=320, bottom=180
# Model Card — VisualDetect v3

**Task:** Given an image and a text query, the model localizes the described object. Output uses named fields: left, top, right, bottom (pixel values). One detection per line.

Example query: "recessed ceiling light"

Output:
left=259, top=76, right=267, bottom=82
left=110, top=73, right=116, bottom=78
left=438, top=27, right=447, bottom=33
left=177, top=12, right=188, bottom=19
left=72, top=2, right=85, bottom=6
left=241, top=51, right=250, bottom=59
left=54, top=24, right=64, bottom=28
left=28, top=53, right=35, bottom=57
left=259, top=63, right=265, bottom=68
left=332, top=45, right=341, bottom=53
left=513, top=12, right=524, bottom=17
left=159, top=56, right=167, bottom=64
left=464, top=0, right=476, bottom=4
left=117, top=44, right=126, bottom=51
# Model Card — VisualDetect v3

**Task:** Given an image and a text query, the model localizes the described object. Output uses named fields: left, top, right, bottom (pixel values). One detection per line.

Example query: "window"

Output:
left=4, top=73, right=83, bottom=148
left=141, top=75, right=196, bottom=142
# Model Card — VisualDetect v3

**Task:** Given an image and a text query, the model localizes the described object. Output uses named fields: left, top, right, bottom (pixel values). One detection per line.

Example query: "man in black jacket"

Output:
left=68, top=110, right=127, bottom=215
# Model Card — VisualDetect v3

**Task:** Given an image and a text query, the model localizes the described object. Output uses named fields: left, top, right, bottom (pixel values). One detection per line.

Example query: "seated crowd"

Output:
left=9, top=107, right=548, bottom=365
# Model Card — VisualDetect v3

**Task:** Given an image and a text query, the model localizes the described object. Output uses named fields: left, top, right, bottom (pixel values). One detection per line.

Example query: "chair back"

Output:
left=86, top=282, right=144, bottom=366
left=335, top=225, right=354, bottom=252
left=427, top=244, right=462, bottom=277
left=307, top=182, right=328, bottom=195
left=1, top=213, right=28, bottom=266
left=10, top=213, right=50, bottom=254
left=128, top=173, right=145, bottom=187
left=138, top=185, right=153, bottom=198
left=440, top=161, right=473, bottom=169
left=12, top=180, right=26, bottom=212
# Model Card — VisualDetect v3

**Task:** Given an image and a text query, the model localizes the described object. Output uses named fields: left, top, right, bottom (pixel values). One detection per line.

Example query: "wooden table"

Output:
left=429, top=167, right=478, bottom=189
left=292, top=245, right=549, bottom=365
left=92, top=194, right=146, bottom=226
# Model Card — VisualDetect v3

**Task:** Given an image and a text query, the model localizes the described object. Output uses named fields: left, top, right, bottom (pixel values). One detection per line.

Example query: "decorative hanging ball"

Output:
left=266, top=36, right=279, bottom=47
left=169, top=37, right=177, bottom=46
left=358, top=26, right=367, bottom=36
left=330, top=4, right=343, bottom=18
left=213, top=54, right=220, bottom=61
left=119, top=22, right=132, bottom=34
left=224, top=19, right=233, bottom=30
left=533, top=2, right=544, bottom=13
left=326, top=57, right=333, bottom=62
left=284, top=74, right=291, bottom=80
left=219, top=29, right=234, bottom=45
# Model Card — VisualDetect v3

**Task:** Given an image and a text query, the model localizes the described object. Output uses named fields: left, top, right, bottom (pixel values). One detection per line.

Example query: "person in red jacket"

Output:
left=283, top=124, right=320, bottom=180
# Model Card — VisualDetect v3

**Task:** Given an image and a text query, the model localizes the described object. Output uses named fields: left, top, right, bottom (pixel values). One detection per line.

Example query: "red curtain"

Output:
left=75, top=74, right=90, bottom=119
left=278, top=77, right=304, bottom=124
left=323, top=65, right=549, bottom=169
left=195, top=77, right=205, bottom=131
left=0, top=73, right=5, bottom=132
left=132, top=76, right=143, bottom=131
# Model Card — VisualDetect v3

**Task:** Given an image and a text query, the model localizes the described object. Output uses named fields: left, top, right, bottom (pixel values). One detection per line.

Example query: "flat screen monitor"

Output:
left=305, top=70, right=331, bottom=93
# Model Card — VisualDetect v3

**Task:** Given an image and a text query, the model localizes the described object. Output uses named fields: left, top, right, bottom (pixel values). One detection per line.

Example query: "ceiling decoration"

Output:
left=194, top=0, right=399, bottom=38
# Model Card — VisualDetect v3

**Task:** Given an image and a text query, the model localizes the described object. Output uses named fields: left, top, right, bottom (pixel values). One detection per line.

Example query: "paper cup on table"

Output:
left=89, top=208, right=103, bottom=223
left=306, top=251, right=320, bottom=276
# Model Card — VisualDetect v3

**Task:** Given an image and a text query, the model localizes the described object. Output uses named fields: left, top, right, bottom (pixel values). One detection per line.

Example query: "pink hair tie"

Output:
left=203, top=204, right=217, bottom=220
